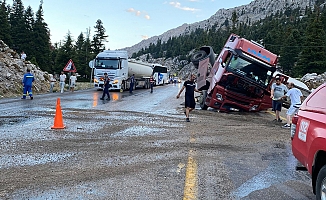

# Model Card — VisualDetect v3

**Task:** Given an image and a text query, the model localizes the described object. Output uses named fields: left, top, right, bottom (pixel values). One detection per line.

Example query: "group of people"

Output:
left=270, top=77, right=303, bottom=128
left=21, top=69, right=78, bottom=100
left=49, top=71, right=77, bottom=93
left=176, top=74, right=304, bottom=125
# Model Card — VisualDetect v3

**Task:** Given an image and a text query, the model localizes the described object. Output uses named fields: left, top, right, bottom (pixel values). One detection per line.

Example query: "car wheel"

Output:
left=200, top=90, right=208, bottom=110
left=316, top=165, right=326, bottom=200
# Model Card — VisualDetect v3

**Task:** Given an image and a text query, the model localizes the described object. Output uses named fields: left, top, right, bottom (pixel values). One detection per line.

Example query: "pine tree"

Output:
left=10, top=0, right=25, bottom=52
left=55, top=31, right=75, bottom=73
left=32, top=2, right=50, bottom=71
left=0, top=0, right=12, bottom=46
left=91, top=19, right=108, bottom=54
left=75, top=32, right=85, bottom=77
left=279, top=29, right=301, bottom=76
left=295, top=8, right=326, bottom=76
left=23, top=6, right=34, bottom=58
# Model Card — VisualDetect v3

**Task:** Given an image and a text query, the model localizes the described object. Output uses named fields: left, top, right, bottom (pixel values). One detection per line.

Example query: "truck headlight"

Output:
left=216, top=93, right=223, bottom=101
left=94, top=78, right=99, bottom=83
left=112, top=80, right=119, bottom=84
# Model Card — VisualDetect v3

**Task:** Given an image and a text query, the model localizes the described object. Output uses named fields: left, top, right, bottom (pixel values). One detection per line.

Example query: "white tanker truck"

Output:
left=89, top=50, right=159, bottom=91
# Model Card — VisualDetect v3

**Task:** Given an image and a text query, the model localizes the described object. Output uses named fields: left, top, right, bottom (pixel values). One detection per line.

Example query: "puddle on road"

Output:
left=0, top=152, right=74, bottom=169
left=231, top=145, right=304, bottom=198
left=0, top=115, right=29, bottom=126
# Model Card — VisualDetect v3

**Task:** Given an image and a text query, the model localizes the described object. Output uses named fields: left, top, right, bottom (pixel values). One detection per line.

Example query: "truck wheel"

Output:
left=191, top=50, right=207, bottom=68
left=200, top=90, right=208, bottom=110
left=316, top=165, right=326, bottom=199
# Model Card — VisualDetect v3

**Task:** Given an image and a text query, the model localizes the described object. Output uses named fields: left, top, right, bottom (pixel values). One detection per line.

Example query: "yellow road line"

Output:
left=183, top=134, right=198, bottom=200
left=183, top=149, right=197, bottom=200
left=266, top=110, right=287, bottom=121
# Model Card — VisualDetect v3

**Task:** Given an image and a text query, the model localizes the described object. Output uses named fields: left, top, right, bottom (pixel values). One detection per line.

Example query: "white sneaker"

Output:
left=282, top=124, right=291, bottom=128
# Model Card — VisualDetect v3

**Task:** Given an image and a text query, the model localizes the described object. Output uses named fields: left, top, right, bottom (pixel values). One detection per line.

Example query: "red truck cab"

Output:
left=291, top=83, right=326, bottom=198
left=191, top=33, right=280, bottom=112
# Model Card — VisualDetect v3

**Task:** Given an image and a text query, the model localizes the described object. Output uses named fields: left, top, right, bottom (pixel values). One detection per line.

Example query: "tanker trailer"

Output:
left=127, top=60, right=154, bottom=89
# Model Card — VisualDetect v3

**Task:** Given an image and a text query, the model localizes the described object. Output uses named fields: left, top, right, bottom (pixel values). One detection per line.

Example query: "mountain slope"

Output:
left=123, top=0, right=316, bottom=57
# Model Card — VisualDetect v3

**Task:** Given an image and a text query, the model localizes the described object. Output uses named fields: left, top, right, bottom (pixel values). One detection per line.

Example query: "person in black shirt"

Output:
left=149, top=75, right=155, bottom=93
left=176, top=74, right=202, bottom=122
left=129, top=74, right=135, bottom=94
left=100, top=73, right=111, bottom=100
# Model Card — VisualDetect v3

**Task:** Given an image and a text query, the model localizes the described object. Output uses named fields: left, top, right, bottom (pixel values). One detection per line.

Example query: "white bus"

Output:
left=152, top=64, right=168, bottom=85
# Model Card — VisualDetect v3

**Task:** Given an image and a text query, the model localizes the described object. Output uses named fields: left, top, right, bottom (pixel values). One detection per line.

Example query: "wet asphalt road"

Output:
left=0, top=83, right=315, bottom=200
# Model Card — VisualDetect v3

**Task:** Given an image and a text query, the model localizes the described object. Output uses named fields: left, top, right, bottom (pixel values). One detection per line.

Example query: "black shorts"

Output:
left=272, top=100, right=282, bottom=111
left=185, top=96, right=196, bottom=109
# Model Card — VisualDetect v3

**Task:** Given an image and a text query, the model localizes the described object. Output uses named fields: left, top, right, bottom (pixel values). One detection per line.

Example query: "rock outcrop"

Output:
left=0, top=40, right=51, bottom=99
left=301, top=72, right=326, bottom=90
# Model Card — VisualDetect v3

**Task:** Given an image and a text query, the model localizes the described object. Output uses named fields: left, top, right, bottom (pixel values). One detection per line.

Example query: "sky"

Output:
left=22, top=0, right=253, bottom=50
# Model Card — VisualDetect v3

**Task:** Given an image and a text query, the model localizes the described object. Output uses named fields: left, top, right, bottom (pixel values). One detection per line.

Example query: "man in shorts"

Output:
left=270, top=77, right=288, bottom=122
left=281, top=82, right=303, bottom=128
left=176, top=74, right=202, bottom=122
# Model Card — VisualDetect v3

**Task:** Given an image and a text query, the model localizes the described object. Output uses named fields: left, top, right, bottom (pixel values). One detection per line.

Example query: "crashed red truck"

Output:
left=190, top=33, right=310, bottom=112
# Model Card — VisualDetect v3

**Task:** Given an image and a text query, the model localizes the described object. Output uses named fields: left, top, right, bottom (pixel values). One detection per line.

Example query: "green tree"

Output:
left=10, top=0, right=25, bottom=52
left=279, top=29, right=301, bottom=76
left=23, top=6, right=34, bottom=58
left=55, top=31, right=75, bottom=73
left=231, top=10, right=238, bottom=33
left=0, top=0, right=12, bottom=46
left=75, top=32, right=90, bottom=78
left=32, top=2, right=51, bottom=71
left=295, top=9, right=326, bottom=76
left=91, top=19, right=108, bottom=54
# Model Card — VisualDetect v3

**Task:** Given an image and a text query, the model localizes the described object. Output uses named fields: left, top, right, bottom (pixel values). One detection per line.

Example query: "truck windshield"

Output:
left=94, top=59, right=119, bottom=69
left=226, top=55, right=274, bottom=88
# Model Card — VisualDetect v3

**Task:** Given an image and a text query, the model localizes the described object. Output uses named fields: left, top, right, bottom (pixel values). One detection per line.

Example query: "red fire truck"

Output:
left=191, top=33, right=282, bottom=112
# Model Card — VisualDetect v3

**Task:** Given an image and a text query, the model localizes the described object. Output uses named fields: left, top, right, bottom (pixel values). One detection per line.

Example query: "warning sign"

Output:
left=63, top=59, right=77, bottom=72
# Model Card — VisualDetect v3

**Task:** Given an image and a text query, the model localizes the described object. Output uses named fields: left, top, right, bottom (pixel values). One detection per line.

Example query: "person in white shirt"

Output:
left=59, top=71, right=66, bottom=93
left=21, top=51, right=27, bottom=61
left=49, top=74, right=56, bottom=93
left=69, top=73, right=77, bottom=92
left=281, top=82, right=303, bottom=128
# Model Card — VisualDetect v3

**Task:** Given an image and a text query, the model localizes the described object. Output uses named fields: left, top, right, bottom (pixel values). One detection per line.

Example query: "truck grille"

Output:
left=226, top=96, right=250, bottom=105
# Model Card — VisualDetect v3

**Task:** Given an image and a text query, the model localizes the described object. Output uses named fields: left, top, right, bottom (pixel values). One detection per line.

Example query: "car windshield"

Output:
left=226, top=55, right=274, bottom=88
left=94, top=59, right=119, bottom=69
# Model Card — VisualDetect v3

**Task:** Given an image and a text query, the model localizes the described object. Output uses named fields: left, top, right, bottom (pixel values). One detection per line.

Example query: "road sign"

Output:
left=63, top=59, right=77, bottom=72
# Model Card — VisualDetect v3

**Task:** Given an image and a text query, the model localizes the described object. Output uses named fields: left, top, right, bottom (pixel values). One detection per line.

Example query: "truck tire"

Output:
left=200, top=90, right=208, bottom=110
left=316, top=165, right=326, bottom=199
left=191, top=50, right=207, bottom=68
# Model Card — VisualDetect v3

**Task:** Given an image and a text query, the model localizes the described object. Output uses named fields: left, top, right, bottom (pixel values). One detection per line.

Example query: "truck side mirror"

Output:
left=89, top=60, right=94, bottom=68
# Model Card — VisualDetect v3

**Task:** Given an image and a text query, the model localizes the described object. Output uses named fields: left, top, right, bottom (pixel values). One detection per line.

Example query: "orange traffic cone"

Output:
left=51, top=98, right=65, bottom=129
